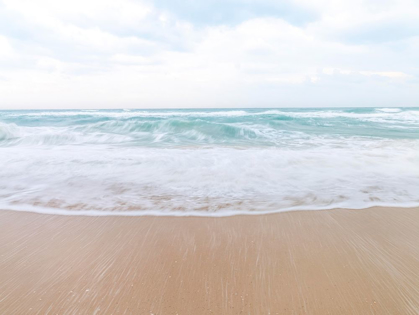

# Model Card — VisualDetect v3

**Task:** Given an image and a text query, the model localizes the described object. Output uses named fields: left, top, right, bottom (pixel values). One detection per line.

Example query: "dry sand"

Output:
left=0, top=207, right=419, bottom=314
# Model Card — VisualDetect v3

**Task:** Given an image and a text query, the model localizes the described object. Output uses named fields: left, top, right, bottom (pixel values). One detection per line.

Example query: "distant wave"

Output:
left=3, top=108, right=417, bottom=119
left=1, top=108, right=419, bottom=147
left=5, top=110, right=250, bottom=118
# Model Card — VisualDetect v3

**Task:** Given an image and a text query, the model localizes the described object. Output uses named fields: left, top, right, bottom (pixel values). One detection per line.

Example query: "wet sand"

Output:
left=1, top=207, right=419, bottom=314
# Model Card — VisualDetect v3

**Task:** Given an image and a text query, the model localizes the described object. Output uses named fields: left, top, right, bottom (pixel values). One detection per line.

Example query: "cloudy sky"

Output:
left=0, top=0, right=419, bottom=109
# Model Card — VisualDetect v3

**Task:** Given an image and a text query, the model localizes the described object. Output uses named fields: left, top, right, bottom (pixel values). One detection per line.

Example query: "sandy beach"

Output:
left=1, top=207, right=419, bottom=314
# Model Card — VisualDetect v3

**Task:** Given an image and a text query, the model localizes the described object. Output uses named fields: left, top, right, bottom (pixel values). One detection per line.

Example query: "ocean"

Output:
left=0, top=107, right=418, bottom=216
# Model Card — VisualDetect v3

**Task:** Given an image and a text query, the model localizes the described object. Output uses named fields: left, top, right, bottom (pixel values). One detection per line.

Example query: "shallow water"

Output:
left=1, top=107, right=419, bottom=216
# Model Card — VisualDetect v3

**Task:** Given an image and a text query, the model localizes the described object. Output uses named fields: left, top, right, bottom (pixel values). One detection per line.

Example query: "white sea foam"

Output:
left=1, top=201, right=419, bottom=218
left=376, top=108, right=402, bottom=113
left=1, top=140, right=418, bottom=216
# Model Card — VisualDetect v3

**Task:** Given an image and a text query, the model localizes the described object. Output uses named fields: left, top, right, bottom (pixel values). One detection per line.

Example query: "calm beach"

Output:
left=2, top=0, right=419, bottom=311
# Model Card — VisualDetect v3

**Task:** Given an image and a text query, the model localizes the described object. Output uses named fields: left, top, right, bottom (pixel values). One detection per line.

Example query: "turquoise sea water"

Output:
left=1, top=107, right=418, bottom=216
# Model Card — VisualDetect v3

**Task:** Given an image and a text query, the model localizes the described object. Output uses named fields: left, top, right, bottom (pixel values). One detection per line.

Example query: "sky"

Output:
left=0, top=0, right=419, bottom=109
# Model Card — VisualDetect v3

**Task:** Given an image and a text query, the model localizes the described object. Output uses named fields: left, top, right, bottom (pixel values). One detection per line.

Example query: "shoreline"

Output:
left=1, top=207, right=419, bottom=314
left=1, top=203, right=419, bottom=217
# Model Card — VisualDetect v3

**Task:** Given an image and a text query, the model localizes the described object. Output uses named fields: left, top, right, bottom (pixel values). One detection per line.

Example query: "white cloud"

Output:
left=3, top=0, right=152, bottom=26
left=359, top=71, right=412, bottom=79
left=0, top=0, right=418, bottom=108
left=323, top=68, right=412, bottom=79
left=0, top=35, right=13, bottom=59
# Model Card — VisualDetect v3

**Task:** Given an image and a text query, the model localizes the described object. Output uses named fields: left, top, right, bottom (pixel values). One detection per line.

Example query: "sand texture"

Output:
left=1, top=207, right=419, bottom=314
